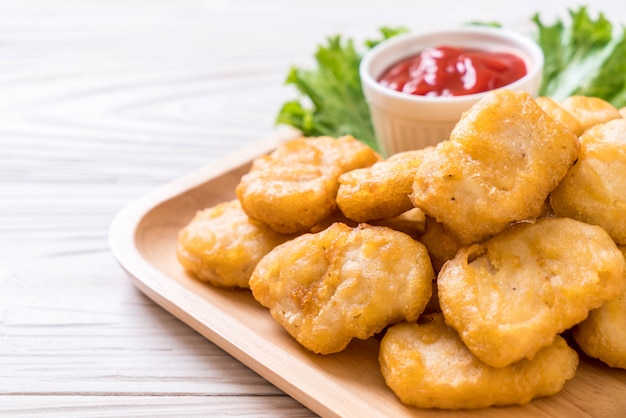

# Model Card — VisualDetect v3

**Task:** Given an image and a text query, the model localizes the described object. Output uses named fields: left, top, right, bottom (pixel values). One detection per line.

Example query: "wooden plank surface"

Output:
left=1, top=1, right=626, bottom=416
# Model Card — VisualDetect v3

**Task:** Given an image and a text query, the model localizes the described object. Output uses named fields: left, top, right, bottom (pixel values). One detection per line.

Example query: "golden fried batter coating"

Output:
left=336, top=148, right=433, bottom=222
left=236, top=135, right=380, bottom=234
left=572, top=246, right=626, bottom=369
left=176, top=200, right=293, bottom=288
left=559, top=95, right=622, bottom=133
left=423, top=280, right=441, bottom=314
left=411, top=90, right=579, bottom=246
left=422, top=202, right=552, bottom=274
left=249, top=222, right=434, bottom=354
left=370, top=207, right=426, bottom=240
left=379, top=313, right=578, bottom=409
left=551, top=119, right=626, bottom=244
left=419, top=216, right=462, bottom=272
left=438, top=217, right=625, bottom=368
left=535, top=96, right=583, bottom=135
left=307, top=209, right=357, bottom=233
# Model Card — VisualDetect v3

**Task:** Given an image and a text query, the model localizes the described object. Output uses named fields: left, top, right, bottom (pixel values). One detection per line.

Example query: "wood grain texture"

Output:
left=1, top=0, right=626, bottom=416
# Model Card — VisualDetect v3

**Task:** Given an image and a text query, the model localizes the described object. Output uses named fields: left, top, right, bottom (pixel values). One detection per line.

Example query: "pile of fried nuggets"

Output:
left=176, top=89, right=626, bottom=409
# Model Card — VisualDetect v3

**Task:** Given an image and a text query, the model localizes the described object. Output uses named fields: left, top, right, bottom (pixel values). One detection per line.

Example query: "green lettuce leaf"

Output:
left=275, top=27, right=407, bottom=151
left=534, top=6, right=626, bottom=107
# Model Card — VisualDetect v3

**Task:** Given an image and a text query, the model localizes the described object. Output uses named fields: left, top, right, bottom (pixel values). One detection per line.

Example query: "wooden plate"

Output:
left=109, top=131, right=626, bottom=418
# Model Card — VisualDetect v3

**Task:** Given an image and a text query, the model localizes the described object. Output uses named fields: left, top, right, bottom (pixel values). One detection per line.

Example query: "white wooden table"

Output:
left=1, top=1, right=625, bottom=416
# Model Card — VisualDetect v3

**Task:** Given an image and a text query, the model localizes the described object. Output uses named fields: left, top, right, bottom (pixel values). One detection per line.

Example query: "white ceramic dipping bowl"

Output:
left=360, top=26, right=544, bottom=156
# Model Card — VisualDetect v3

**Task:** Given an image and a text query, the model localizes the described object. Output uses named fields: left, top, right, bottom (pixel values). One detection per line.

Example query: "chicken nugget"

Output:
left=236, top=135, right=380, bottom=234
left=535, top=96, right=583, bottom=135
left=249, top=222, right=434, bottom=354
left=438, top=217, right=625, bottom=368
left=559, top=95, right=622, bottom=133
left=307, top=209, right=357, bottom=233
left=551, top=118, right=626, bottom=244
left=379, top=313, right=578, bottom=409
left=336, top=148, right=433, bottom=222
left=411, top=90, right=578, bottom=245
left=370, top=207, right=426, bottom=240
left=419, top=216, right=462, bottom=272
left=572, top=246, right=626, bottom=369
left=176, top=200, right=293, bottom=288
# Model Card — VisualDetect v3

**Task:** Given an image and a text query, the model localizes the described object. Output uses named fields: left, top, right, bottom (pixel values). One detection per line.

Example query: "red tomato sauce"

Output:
left=377, top=46, right=527, bottom=97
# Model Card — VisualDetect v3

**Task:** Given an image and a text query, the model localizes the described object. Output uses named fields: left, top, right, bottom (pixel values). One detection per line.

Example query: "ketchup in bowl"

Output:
left=377, top=46, right=527, bottom=97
